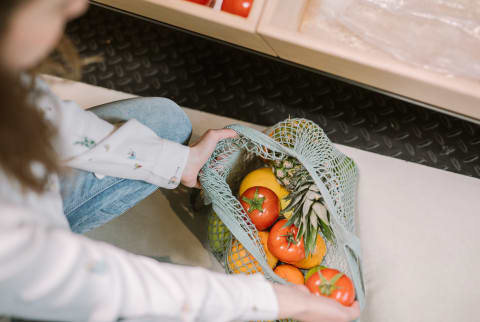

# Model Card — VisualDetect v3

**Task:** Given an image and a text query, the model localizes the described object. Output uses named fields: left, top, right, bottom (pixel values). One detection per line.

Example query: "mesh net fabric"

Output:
left=200, top=118, right=366, bottom=311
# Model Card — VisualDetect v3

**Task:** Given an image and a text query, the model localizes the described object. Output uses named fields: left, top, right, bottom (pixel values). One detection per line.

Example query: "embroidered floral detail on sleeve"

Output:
left=74, top=137, right=96, bottom=149
left=127, top=150, right=136, bottom=160
left=134, top=163, right=142, bottom=170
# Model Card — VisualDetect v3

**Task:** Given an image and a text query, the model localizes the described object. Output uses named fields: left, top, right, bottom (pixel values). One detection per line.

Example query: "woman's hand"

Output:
left=181, top=129, right=238, bottom=188
left=273, top=283, right=361, bottom=322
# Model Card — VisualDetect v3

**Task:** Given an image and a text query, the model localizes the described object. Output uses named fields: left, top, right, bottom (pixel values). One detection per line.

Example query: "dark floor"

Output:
left=66, top=5, right=480, bottom=178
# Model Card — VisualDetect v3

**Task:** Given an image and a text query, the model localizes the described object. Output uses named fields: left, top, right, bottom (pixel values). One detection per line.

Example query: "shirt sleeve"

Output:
left=34, top=77, right=189, bottom=189
left=0, top=204, right=279, bottom=322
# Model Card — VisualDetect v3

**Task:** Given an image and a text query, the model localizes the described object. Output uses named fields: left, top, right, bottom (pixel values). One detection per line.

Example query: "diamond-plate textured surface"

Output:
left=66, top=5, right=480, bottom=178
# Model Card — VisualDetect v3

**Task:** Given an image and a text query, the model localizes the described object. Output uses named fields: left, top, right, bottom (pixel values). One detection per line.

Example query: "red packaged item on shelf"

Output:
left=221, top=0, right=253, bottom=17
left=184, top=0, right=212, bottom=6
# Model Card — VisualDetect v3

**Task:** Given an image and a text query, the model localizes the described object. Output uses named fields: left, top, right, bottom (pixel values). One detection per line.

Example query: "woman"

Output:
left=0, top=0, right=361, bottom=321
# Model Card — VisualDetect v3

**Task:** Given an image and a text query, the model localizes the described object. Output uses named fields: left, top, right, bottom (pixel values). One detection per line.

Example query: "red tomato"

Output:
left=240, top=186, right=279, bottom=231
left=185, top=0, right=210, bottom=5
left=306, top=268, right=356, bottom=307
left=221, top=0, right=253, bottom=17
left=267, top=219, right=305, bottom=263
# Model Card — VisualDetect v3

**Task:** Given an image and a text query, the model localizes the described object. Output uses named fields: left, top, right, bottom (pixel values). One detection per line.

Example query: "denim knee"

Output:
left=146, top=97, right=192, bottom=145
left=91, top=96, right=193, bottom=145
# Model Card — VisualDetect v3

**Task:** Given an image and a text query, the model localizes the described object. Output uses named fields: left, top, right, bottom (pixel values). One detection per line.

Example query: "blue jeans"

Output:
left=59, top=97, right=192, bottom=234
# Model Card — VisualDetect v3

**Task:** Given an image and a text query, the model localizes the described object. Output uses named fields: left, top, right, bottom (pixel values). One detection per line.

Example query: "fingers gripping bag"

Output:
left=200, top=118, right=366, bottom=319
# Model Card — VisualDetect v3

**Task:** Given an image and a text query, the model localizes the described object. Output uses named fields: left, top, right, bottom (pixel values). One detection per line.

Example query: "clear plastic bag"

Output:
left=303, top=0, right=480, bottom=80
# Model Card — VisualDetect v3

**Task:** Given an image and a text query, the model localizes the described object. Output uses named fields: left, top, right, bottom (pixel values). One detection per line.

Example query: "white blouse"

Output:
left=0, top=77, right=278, bottom=322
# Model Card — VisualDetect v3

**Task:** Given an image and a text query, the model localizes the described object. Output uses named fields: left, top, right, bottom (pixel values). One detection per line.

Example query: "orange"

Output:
left=227, top=232, right=277, bottom=274
left=239, top=167, right=288, bottom=199
left=292, top=235, right=327, bottom=269
left=258, top=231, right=278, bottom=269
left=274, top=264, right=304, bottom=285
left=227, top=239, right=262, bottom=274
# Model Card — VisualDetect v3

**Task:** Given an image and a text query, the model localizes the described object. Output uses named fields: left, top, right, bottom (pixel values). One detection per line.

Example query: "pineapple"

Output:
left=270, top=156, right=303, bottom=192
left=280, top=170, right=334, bottom=257
left=270, top=155, right=334, bottom=256
left=268, top=118, right=335, bottom=256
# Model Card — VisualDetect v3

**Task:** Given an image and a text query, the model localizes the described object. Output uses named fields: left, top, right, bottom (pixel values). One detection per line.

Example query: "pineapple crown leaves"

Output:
left=282, top=185, right=335, bottom=248
left=269, top=137, right=339, bottom=254
left=317, top=272, right=344, bottom=296
left=283, top=204, right=320, bottom=257
left=312, top=203, right=329, bottom=225
left=304, top=224, right=319, bottom=258
left=281, top=186, right=331, bottom=229
left=281, top=192, right=306, bottom=214
left=241, top=188, right=265, bottom=214
left=319, top=219, right=334, bottom=242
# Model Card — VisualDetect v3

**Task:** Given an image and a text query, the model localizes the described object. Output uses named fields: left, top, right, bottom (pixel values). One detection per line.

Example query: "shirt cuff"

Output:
left=153, top=140, right=190, bottom=189
left=238, top=274, right=279, bottom=321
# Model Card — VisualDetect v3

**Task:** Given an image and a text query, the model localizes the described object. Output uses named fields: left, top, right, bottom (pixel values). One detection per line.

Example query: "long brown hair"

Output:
left=0, top=0, right=84, bottom=193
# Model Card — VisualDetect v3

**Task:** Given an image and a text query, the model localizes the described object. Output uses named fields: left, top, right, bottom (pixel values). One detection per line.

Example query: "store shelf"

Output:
left=93, top=0, right=276, bottom=55
left=258, top=0, right=480, bottom=121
